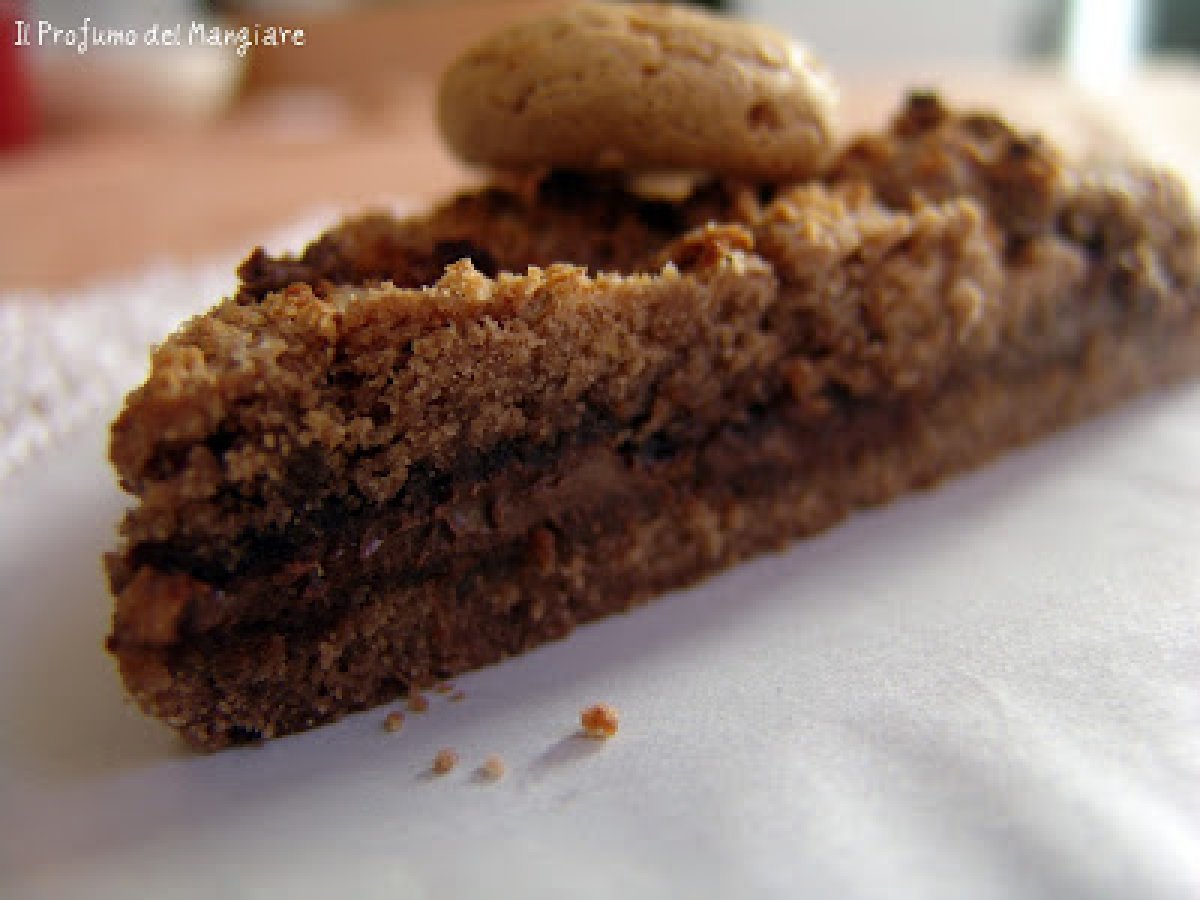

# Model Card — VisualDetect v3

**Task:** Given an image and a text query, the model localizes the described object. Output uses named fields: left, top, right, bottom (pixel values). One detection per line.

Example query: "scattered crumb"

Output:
left=580, top=703, right=620, bottom=739
left=407, top=692, right=429, bottom=713
left=383, top=711, right=405, bottom=733
left=449, top=689, right=466, bottom=703
left=433, top=682, right=454, bottom=695
left=480, top=754, right=506, bottom=781
left=432, top=747, right=459, bottom=775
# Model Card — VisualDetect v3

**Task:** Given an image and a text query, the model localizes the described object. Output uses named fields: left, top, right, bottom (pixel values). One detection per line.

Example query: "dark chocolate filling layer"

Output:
left=114, top=399, right=840, bottom=641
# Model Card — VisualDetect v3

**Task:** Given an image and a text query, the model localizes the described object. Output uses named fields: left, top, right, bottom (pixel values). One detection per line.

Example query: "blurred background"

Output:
left=1, top=0, right=1198, bottom=292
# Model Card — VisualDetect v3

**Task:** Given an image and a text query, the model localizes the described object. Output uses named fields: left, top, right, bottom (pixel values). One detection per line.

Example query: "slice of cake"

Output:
left=105, top=4, right=1200, bottom=750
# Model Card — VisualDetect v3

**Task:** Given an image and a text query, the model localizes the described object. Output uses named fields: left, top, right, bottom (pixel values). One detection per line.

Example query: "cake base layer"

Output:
left=113, top=315, right=1200, bottom=749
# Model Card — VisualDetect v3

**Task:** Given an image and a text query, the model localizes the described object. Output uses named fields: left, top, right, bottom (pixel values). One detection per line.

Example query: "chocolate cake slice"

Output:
left=105, top=96, right=1200, bottom=749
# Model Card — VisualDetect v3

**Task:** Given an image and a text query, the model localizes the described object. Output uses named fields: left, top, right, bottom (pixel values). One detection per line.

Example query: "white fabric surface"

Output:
left=1, top=218, right=1199, bottom=899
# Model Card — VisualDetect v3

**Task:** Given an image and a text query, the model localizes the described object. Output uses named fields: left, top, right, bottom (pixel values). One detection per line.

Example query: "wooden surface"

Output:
left=0, top=83, right=474, bottom=292
left=1, top=53, right=1196, bottom=294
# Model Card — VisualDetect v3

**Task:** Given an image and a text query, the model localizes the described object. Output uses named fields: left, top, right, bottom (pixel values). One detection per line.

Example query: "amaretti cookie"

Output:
left=105, top=7, right=1200, bottom=750
left=436, top=2, right=837, bottom=179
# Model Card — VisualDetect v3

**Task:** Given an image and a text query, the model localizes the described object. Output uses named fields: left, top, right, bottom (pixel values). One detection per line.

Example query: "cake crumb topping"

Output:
left=581, top=703, right=620, bottom=739
left=407, top=692, right=429, bottom=713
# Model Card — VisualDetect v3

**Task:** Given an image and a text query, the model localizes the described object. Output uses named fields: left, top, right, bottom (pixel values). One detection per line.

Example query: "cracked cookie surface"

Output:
left=436, top=1, right=838, bottom=180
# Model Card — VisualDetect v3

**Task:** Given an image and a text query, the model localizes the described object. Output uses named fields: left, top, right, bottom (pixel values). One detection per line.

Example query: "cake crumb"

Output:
left=433, top=682, right=454, bottom=695
left=407, top=691, right=429, bottom=713
left=580, top=703, right=619, bottom=739
left=432, top=747, right=459, bottom=775
left=480, top=754, right=506, bottom=780
left=383, top=711, right=405, bottom=733
left=449, top=689, right=466, bottom=702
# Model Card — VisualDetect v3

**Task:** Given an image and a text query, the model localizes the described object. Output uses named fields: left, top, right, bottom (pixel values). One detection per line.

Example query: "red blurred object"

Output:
left=0, top=3, right=36, bottom=150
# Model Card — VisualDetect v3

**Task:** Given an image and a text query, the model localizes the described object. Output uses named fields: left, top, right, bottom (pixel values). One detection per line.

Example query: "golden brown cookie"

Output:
left=436, top=2, right=838, bottom=180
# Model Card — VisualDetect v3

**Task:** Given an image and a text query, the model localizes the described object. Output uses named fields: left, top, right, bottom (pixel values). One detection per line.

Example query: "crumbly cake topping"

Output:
left=834, top=92, right=1064, bottom=237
